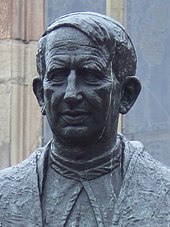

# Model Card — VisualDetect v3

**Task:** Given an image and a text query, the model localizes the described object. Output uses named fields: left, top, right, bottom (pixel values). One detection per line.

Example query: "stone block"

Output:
left=25, top=0, right=44, bottom=41
left=10, top=40, right=37, bottom=84
left=0, top=40, right=37, bottom=82
left=9, top=41, right=42, bottom=165
left=0, top=84, right=11, bottom=168
left=0, top=0, right=12, bottom=39
left=12, top=0, right=44, bottom=41
left=11, top=0, right=25, bottom=41
left=0, top=40, right=41, bottom=168
left=10, top=83, right=42, bottom=166
left=0, top=40, right=12, bottom=80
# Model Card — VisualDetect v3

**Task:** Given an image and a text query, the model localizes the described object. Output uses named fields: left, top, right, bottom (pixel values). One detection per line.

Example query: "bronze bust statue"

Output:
left=0, top=12, right=170, bottom=226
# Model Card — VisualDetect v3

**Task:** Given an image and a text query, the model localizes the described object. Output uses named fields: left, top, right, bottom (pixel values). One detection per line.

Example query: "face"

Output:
left=42, top=28, right=122, bottom=146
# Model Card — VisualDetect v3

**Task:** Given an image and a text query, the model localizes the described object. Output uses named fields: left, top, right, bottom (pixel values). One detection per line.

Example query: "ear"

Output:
left=33, top=77, right=46, bottom=115
left=119, top=77, right=141, bottom=114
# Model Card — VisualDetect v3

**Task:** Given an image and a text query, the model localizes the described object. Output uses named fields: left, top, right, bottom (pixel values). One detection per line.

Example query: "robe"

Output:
left=0, top=135, right=170, bottom=226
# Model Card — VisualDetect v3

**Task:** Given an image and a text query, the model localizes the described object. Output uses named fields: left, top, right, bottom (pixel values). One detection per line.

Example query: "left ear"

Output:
left=119, top=77, right=141, bottom=114
left=32, top=76, right=46, bottom=115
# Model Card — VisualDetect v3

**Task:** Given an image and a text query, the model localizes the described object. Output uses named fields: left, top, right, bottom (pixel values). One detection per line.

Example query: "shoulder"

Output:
left=120, top=134, right=170, bottom=196
left=0, top=145, right=50, bottom=223
left=130, top=139, right=170, bottom=181
left=0, top=146, right=46, bottom=193
left=122, top=135, right=170, bottom=198
left=120, top=134, right=170, bottom=178
left=118, top=135, right=170, bottom=224
left=0, top=145, right=49, bottom=224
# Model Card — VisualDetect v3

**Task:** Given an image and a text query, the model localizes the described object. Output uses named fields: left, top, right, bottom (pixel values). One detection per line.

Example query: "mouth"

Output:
left=60, top=110, right=90, bottom=125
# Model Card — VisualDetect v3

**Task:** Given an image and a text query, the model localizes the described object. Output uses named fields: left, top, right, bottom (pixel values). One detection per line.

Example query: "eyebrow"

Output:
left=46, top=52, right=109, bottom=73
left=46, top=55, right=70, bottom=72
left=78, top=58, right=107, bottom=73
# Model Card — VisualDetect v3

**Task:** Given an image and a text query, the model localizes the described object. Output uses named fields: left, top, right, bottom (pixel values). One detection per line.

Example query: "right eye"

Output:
left=47, top=69, right=69, bottom=83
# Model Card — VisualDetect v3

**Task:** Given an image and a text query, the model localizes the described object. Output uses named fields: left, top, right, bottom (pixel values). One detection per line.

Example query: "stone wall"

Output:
left=0, top=0, right=44, bottom=168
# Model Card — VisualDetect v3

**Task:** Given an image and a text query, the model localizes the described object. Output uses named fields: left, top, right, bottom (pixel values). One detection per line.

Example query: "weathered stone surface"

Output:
left=0, top=0, right=44, bottom=41
left=10, top=41, right=42, bottom=166
left=0, top=0, right=12, bottom=39
left=24, top=0, right=45, bottom=41
left=12, top=0, right=44, bottom=41
left=0, top=40, right=42, bottom=168
left=0, top=40, right=12, bottom=80
left=0, top=84, right=11, bottom=168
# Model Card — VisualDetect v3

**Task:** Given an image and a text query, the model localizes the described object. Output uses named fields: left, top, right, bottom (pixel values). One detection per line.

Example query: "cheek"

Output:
left=81, top=84, right=113, bottom=116
left=92, top=83, right=121, bottom=116
left=43, top=86, right=65, bottom=128
left=93, top=84, right=113, bottom=107
left=43, top=85, right=65, bottom=111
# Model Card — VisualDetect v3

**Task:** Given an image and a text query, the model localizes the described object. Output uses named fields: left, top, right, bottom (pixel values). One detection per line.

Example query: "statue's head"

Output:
left=33, top=12, right=141, bottom=146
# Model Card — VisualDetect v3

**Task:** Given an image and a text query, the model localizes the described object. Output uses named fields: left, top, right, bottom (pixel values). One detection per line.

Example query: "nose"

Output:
left=64, top=70, right=82, bottom=104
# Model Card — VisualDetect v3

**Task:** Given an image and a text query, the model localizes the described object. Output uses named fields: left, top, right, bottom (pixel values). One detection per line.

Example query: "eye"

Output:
left=78, top=69, right=102, bottom=84
left=47, top=68, right=70, bottom=84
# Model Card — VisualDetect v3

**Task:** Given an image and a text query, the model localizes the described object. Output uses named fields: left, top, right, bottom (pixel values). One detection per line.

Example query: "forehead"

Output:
left=46, top=27, right=92, bottom=49
left=45, top=27, right=110, bottom=70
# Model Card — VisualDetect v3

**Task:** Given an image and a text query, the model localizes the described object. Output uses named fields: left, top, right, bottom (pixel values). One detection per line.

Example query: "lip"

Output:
left=60, top=110, right=90, bottom=125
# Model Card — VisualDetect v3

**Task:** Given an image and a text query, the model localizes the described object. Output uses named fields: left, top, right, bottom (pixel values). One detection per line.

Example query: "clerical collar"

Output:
left=50, top=136, right=123, bottom=181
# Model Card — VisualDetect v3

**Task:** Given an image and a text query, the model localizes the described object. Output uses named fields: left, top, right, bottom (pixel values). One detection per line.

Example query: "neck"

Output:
left=52, top=135, right=118, bottom=162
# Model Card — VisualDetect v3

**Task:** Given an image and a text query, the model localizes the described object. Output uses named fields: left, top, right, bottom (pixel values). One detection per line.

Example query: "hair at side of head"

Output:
left=36, top=12, right=137, bottom=83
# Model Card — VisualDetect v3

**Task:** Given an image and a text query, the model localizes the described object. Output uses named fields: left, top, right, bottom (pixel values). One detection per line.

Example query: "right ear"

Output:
left=33, top=77, right=46, bottom=115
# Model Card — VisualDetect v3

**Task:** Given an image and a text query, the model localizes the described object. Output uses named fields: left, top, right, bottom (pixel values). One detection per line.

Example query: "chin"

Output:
left=57, top=126, right=96, bottom=146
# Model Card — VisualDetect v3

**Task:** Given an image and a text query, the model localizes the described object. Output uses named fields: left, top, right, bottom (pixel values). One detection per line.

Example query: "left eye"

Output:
left=78, top=69, right=101, bottom=84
